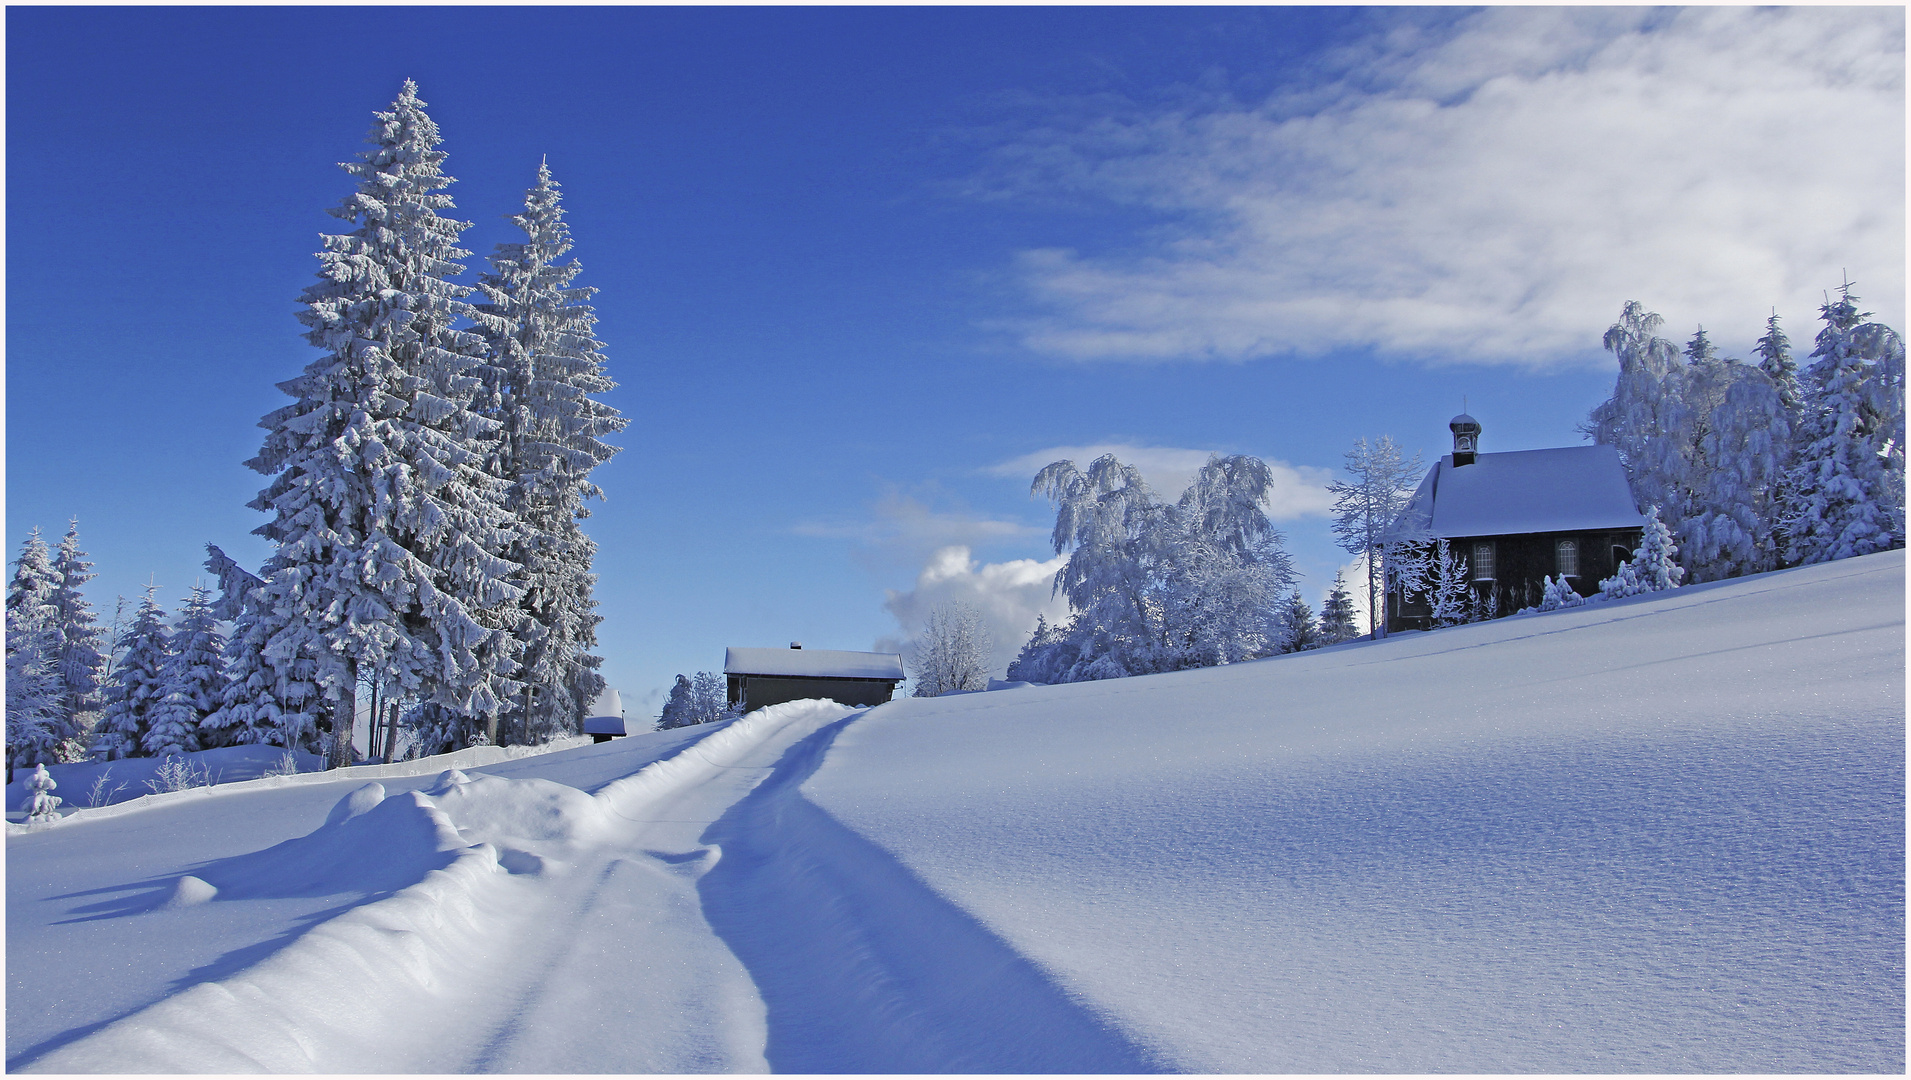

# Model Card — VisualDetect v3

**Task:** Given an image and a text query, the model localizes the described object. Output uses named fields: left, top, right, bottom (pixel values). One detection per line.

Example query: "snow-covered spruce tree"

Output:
left=1279, top=591, right=1320, bottom=652
left=243, top=81, right=524, bottom=767
left=49, top=521, right=107, bottom=745
left=7, top=614, right=69, bottom=778
left=97, top=587, right=171, bottom=760
left=1755, top=312, right=1805, bottom=419
left=471, top=162, right=625, bottom=745
left=8, top=528, right=60, bottom=629
left=1782, top=282, right=1906, bottom=564
left=1318, top=572, right=1360, bottom=645
left=200, top=545, right=315, bottom=749
left=1329, top=437, right=1424, bottom=637
left=1602, top=506, right=1685, bottom=598
left=1005, top=614, right=1083, bottom=686
left=149, top=586, right=225, bottom=754
left=911, top=601, right=992, bottom=696
left=656, top=675, right=694, bottom=730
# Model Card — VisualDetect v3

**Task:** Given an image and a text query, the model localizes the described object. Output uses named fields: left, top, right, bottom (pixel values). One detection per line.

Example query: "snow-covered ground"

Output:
left=8, top=551, right=1903, bottom=1072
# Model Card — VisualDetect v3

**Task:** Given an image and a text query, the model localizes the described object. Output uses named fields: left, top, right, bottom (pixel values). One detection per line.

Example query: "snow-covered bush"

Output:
left=1537, top=575, right=1586, bottom=612
left=86, top=769, right=128, bottom=808
left=25, top=763, right=61, bottom=823
left=145, top=755, right=210, bottom=794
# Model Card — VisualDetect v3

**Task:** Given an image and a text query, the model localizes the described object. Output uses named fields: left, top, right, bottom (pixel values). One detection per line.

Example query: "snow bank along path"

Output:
left=800, top=551, right=1905, bottom=1072
left=18, top=700, right=855, bottom=1073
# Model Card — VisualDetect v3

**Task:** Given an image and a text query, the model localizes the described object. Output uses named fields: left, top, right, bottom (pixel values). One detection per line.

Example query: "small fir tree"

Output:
left=1279, top=591, right=1321, bottom=652
left=149, top=586, right=224, bottom=755
left=49, top=521, right=107, bottom=742
left=1318, top=572, right=1360, bottom=644
left=97, top=588, right=171, bottom=760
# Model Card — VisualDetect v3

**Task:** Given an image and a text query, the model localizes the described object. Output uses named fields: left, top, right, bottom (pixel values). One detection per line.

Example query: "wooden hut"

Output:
left=724, top=644, right=906, bottom=712
left=1387, top=414, right=1644, bottom=631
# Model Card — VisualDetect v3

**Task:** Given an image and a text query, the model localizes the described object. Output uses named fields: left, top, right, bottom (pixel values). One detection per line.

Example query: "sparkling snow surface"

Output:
left=7, top=552, right=1903, bottom=1072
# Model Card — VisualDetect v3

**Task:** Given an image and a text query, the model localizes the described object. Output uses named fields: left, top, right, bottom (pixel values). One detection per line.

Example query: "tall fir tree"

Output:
left=49, top=521, right=107, bottom=742
left=97, top=587, right=171, bottom=760
left=1318, top=571, right=1360, bottom=645
left=239, top=81, right=523, bottom=767
left=1782, top=281, right=1907, bottom=563
left=151, top=586, right=226, bottom=753
left=7, top=614, right=69, bottom=777
left=471, top=162, right=625, bottom=744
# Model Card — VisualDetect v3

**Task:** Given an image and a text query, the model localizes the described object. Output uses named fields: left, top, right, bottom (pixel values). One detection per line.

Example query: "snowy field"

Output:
left=7, top=551, right=1903, bottom=1072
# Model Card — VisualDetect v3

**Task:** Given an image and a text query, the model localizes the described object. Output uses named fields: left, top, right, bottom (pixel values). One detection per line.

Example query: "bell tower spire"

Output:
left=1450, top=410, right=1481, bottom=466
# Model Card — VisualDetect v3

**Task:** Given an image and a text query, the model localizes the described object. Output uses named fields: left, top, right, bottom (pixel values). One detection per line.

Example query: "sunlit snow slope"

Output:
left=7, top=551, right=1902, bottom=1073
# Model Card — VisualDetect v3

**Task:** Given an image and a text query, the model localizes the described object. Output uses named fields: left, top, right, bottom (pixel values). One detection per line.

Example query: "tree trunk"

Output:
left=330, top=662, right=356, bottom=770
left=382, top=699, right=400, bottom=763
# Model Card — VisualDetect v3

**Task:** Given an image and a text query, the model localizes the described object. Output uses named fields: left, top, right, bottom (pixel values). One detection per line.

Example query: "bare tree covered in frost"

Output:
left=97, top=587, right=170, bottom=760
left=238, top=82, right=524, bottom=767
left=472, top=162, right=625, bottom=745
left=1010, top=453, right=1294, bottom=683
left=1781, top=282, right=1906, bottom=564
left=911, top=601, right=992, bottom=696
left=1329, top=437, right=1423, bottom=637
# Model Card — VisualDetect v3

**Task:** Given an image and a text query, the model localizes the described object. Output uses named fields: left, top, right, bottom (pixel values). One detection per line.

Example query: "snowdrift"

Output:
left=7, top=553, right=1902, bottom=1073
left=795, top=550, right=1905, bottom=1072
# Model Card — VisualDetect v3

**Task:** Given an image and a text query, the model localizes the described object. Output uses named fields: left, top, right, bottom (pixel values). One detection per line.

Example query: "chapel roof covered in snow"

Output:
left=724, top=646, right=906, bottom=681
left=1400, top=444, right=1643, bottom=539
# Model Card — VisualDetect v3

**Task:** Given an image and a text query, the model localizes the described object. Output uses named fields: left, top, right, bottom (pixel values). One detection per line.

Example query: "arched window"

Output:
left=1556, top=539, right=1579, bottom=578
left=1471, top=541, right=1495, bottom=581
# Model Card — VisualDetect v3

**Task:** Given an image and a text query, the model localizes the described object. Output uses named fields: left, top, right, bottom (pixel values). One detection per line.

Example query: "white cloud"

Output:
left=793, top=490, right=1041, bottom=570
left=996, top=7, right=1904, bottom=368
left=988, top=443, right=1335, bottom=520
left=877, top=545, right=1072, bottom=680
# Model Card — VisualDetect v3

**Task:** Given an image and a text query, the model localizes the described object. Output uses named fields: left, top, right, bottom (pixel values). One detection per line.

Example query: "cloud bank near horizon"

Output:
left=989, top=7, right=1904, bottom=368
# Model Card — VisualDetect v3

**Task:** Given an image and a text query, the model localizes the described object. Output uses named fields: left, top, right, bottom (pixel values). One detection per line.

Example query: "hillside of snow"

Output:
left=8, top=551, right=1903, bottom=1072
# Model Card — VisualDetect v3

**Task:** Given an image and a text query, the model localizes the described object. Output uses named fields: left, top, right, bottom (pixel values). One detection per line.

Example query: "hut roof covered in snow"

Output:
left=1400, top=445, right=1643, bottom=540
left=724, top=647, right=906, bottom=681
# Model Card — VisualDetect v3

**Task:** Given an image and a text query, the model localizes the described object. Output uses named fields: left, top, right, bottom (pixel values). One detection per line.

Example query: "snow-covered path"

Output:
left=13, top=701, right=852, bottom=1072
left=7, top=552, right=1903, bottom=1073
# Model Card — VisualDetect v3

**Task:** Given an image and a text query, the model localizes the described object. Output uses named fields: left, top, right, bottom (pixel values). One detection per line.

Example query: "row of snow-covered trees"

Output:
left=188, top=81, right=625, bottom=766
left=1006, top=454, right=1337, bottom=684
left=656, top=672, right=736, bottom=729
left=1590, top=283, right=1903, bottom=580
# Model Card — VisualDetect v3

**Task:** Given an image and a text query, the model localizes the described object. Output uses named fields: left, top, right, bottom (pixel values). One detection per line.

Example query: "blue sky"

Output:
left=7, top=6, right=1903, bottom=715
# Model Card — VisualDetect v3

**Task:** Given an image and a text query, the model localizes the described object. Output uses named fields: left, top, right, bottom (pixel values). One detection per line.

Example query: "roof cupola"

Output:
left=1450, top=412, right=1481, bottom=467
